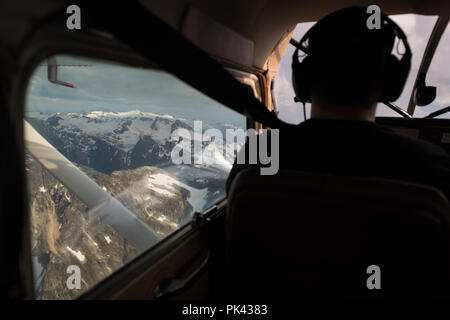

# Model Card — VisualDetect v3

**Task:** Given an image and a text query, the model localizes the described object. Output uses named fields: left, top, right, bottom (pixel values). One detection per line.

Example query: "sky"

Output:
left=273, top=14, right=450, bottom=124
left=25, top=56, right=246, bottom=128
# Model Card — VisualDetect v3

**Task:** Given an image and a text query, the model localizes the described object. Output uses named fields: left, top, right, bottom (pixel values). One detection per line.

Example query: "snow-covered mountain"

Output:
left=25, top=110, right=244, bottom=299
left=26, top=110, right=242, bottom=174
left=25, top=110, right=244, bottom=212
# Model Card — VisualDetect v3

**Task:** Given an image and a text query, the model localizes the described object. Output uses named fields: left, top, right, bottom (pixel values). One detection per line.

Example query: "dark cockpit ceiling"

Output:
left=1, top=0, right=449, bottom=70
left=140, top=0, right=450, bottom=68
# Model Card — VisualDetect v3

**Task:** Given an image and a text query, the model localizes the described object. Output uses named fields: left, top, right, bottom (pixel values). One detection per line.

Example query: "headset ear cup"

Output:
left=382, top=55, right=400, bottom=101
left=381, top=55, right=409, bottom=102
left=291, top=50, right=301, bottom=100
left=292, top=55, right=313, bottom=103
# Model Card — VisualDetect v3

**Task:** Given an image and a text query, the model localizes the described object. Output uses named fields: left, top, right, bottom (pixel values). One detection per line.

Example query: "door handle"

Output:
left=154, top=251, right=210, bottom=298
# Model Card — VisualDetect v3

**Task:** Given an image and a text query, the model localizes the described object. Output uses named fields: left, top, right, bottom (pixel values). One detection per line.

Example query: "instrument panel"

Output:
left=376, top=117, right=450, bottom=154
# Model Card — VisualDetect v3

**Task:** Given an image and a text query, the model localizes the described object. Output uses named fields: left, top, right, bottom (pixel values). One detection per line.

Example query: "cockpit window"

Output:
left=377, top=14, right=437, bottom=117
left=273, top=14, right=438, bottom=123
left=418, top=24, right=450, bottom=118
left=273, top=21, right=314, bottom=124
left=25, top=55, right=246, bottom=299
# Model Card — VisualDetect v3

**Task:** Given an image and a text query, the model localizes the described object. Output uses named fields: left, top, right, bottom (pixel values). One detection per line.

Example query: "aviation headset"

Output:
left=291, top=7, right=412, bottom=103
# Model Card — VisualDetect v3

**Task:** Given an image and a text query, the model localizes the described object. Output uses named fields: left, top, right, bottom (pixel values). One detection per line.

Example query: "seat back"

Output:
left=226, top=169, right=450, bottom=297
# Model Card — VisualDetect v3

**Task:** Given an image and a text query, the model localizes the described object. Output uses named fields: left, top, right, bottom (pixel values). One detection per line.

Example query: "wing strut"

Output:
left=24, top=120, right=161, bottom=252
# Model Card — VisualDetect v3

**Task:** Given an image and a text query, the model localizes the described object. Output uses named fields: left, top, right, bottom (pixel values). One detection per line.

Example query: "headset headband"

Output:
left=292, top=6, right=412, bottom=103
left=294, top=8, right=411, bottom=61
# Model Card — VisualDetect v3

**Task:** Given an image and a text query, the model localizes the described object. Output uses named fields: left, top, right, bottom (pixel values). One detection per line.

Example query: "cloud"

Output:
left=25, top=56, right=246, bottom=127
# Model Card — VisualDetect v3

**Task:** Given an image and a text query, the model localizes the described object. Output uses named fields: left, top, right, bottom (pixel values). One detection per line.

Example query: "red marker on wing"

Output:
left=47, top=57, right=76, bottom=88
left=52, top=80, right=76, bottom=88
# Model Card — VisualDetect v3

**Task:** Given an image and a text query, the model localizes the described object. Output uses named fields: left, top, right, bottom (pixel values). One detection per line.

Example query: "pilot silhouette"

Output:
left=227, top=6, right=450, bottom=201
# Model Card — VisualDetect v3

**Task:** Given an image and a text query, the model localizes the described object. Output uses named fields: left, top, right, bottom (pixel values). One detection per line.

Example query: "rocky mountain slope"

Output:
left=27, top=155, right=191, bottom=299
left=25, top=110, right=243, bottom=299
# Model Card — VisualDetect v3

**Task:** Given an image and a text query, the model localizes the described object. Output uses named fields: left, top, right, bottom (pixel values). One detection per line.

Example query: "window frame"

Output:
left=407, top=17, right=449, bottom=116
left=272, top=15, right=448, bottom=122
left=18, top=20, right=254, bottom=299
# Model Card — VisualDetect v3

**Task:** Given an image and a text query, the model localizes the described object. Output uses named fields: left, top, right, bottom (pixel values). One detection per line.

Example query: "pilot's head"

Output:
left=293, top=7, right=402, bottom=119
